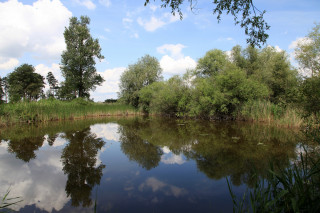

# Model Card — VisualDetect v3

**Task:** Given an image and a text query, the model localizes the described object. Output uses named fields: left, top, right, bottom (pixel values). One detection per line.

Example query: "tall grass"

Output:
left=0, top=98, right=138, bottom=125
left=240, top=100, right=304, bottom=128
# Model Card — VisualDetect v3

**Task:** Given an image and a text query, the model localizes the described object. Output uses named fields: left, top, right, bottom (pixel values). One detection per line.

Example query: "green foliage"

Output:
left=7, top=64, right=45, bottom=102
left=134, top=45, right=301, bottom=124
left=144, top=0, right=270, bottom=47
left=196, top=49, right=230, bottom=77
left=119, top=54, right=162, bottom=107
left=299, top=76, right=320, bottom=117
left=295, top=22, right=320, bottom=77
left=231, top=46, right=299, bottom=104
left=61, top=16, right=104, bottom=98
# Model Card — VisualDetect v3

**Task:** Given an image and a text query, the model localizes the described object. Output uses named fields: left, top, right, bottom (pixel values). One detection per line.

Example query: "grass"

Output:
left=240, top=100, right=304, bottom=128
left=228, top=119, right=320, bottom=213
left=0, top=98, right=139, bottom=126
left=0, top=187, right=22, bottom=212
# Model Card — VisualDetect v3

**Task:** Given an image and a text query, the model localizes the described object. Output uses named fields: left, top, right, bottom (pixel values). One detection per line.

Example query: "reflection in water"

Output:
left=61, top=127, right=106, bottom=207
left=117, top=118, right=298, bottom=187
left=7, top=136, right=44, bottom=162
left=0, top=117, right=303, bottom=212
left=118, top=121, right=163, bottom=170
left=47, top=133, right=59, bottom=146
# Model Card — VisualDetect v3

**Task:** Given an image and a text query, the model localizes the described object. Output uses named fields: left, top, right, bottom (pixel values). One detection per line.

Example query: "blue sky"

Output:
left=0, top=0, right=319, bottom=101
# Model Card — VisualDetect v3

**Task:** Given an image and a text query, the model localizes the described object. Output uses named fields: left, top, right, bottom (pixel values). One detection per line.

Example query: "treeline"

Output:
left=119, top=24, right=320, bottom=124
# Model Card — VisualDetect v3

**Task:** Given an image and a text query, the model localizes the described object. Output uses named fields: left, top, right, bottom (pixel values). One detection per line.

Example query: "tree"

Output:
left=7, top=64, right=45, bottom=102
left=144, top=0, right=270, bottom=47
left=119, top=54, right=162, bottom=107
left=196, top=49, right=230, bottom=77
left=61, top=16, right=104, bottom=98
left=0, top=76, right=3, bottom=103
left=295, top=22, right=320, bottom=77
left=46, top=72, right=58, bottom=97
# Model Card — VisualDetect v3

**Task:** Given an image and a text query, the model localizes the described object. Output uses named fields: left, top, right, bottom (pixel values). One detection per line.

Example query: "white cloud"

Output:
left=35, top=63, right=63, bottom=83
left=0, top=57, right=19, bottom=70
left=137, top=13, right=179, bottom=32
left=0, top=0, right=72, bottom=64
left=157, top=44, right=197, bottom=75
left=149, top=5, right=158, bottom=12
left=97, top=67, right=126, bottom=94
left=157, top=44, right=186, bottom=60
left=288, top=37, right=315, bottom=77
left=289, top=37, right=313, bottom=50
left=99, top=0, right=111, bottom=7
left=73, top=0, right=96, bottom=10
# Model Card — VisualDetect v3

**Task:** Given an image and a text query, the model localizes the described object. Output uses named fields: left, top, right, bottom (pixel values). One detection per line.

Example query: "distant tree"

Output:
left=61, top=16, right=104, bottom=99
left=295, top=22, right=320, bottom=77
left=7, top=64, right=45, bottom=102
left=144, top=0, right=270, bottom=47
left=57, top=81, right=77, bottom=100
left=46, top=72, right=58, bottom=97
left=119, top=54, right=162, bottom=107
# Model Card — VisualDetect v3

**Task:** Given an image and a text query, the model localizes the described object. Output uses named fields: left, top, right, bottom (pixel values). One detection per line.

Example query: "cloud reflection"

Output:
left=139, top=177, right=187, bottom=198
left=0, top=142, right=69, bottom=212
left=161, top=146, right=186, bottom=165
left=90, top=123, right=120, bottom=141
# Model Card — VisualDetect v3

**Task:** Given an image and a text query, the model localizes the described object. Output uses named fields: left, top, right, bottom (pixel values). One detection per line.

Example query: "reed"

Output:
left=240, top=100, right=304, bottom=128
left=0, top=98, right=138, bottom=125
left=0, top=187, right=22, bottom=211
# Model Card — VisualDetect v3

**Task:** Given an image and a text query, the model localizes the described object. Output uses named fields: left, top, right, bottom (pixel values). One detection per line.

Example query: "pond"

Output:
left=0, top=117, right=301, bottom=212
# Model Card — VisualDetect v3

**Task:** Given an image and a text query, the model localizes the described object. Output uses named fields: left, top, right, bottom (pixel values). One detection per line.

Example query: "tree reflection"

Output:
left=7, top=136, right=44, bottom=162
left=118, top=118, right=298, bottom=186
left=118, top=122, right=163, bottom=170
left=47, top=133, right=59, bottom=146
left=61, top=127, right=105, bottom=207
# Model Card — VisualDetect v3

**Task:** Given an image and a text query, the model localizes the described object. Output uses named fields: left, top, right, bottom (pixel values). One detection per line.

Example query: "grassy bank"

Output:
left=239, top=100, right=304, bottom=128
left=0, top=98, right=138, bottom=126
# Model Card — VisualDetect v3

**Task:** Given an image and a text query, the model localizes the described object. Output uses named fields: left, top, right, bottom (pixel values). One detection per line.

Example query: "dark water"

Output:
left=0, top=117, right=301, bottom=212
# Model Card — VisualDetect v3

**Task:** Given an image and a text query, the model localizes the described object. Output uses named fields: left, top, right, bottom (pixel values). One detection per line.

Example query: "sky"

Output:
left=0, top=0, right=319, bottom=102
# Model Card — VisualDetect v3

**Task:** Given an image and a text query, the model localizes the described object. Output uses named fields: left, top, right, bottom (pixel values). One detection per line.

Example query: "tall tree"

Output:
left=46, top=72, right=58, bottom=97
left=144, top=0, right=270, bottom=47
left=119, top=54, right=162, bottom=107
left=0, top=76, right=3, bottom=103
left=7, top=64, right=45, bottom=102
left=61, top=16, right=104, bottom=98
left=295, top=22, right=320, bottom=77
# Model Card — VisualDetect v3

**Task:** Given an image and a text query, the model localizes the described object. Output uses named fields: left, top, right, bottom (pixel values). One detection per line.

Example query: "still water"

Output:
left=0, top=117, right=300, bottom=212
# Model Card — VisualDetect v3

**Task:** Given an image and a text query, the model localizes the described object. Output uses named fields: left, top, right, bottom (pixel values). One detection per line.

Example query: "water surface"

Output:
left=0, top=117, right=300, bottom=212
